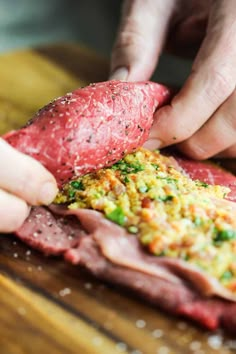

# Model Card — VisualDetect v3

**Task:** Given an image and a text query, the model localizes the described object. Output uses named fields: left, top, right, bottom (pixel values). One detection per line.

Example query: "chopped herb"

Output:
left=151, top=163, right=159, bottom=170
left=123, top=176, right=130, bottom=183
left=106, top=207, right=126, bottom=226
left=111, top=160, right=144, bottom=174
left=184, top=254, right=190, bottom=261
left=221, top=270, right=233, bottom=280
left=157, top=195, right=174, bottom=202
left=70, top=180, right=84, bottom=190
left=68, top=189, right=76, bottom=199
left=194, top=217, right=203, bottom=226
left=93, top=192, right=104, bottom=199
left=195, top=181, right=209, bottom=188
left=213, top=229, right=236, bottom=244
left=156, top=250, right=167, bottom=257
left=156, top=176, right=177, bottom=183
left=128, top=225, right=139, bottom=234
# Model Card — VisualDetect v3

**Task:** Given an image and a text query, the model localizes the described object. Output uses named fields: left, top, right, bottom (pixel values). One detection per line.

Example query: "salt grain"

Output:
left=59, top=288, right=71, bottom=297
left=152, top=329, right=163, bottom=339
left=135, top=319, right=146, bottom=329
left=207, top=334, right=223, bottom=349
left=115, top=342, right=127, bottom=352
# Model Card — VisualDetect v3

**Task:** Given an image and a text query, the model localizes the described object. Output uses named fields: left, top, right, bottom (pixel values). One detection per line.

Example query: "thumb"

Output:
left=110, top=0, right=175, bottom=81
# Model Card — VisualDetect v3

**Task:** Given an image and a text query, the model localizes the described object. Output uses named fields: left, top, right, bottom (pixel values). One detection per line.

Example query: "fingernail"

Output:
left=143, top=138, right=162, bottom=150
left=39, top=182, right=58, bottom=205
left=109, top=67, right=128, bottom=81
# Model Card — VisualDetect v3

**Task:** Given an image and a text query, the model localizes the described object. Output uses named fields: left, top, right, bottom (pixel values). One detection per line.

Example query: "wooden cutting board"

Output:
left=0, top=43, right=235, bottom=354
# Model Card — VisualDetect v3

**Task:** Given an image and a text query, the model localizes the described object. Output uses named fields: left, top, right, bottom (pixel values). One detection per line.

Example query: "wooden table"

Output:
left=0, top=44, right=235, bottom=354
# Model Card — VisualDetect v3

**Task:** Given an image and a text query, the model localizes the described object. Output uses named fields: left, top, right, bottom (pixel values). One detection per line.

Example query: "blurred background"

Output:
left=0, top=0, right=192, bottom=86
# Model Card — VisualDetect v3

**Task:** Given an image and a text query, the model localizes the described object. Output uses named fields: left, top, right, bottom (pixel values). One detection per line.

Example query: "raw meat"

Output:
left=3, top=81, right=170, bottom=186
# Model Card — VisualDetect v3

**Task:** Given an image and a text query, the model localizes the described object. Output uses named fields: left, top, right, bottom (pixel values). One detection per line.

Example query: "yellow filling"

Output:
left=55, top=148, right=236, bottom=293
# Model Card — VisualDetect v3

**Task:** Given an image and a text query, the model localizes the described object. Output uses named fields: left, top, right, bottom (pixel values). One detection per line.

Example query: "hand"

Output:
left=0, top=139, right=57, bottom=233
left=110, top=0, right=236, bottom=159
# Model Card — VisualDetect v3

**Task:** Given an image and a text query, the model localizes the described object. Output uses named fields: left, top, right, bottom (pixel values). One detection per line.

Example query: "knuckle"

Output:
left=113, top=24, right=147, bottom=55
left=203, top=68, right=234, bottom=105
left=179, top=139, right=210, bottom=160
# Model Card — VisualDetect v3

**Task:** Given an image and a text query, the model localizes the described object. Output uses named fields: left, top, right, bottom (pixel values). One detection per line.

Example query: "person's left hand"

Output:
left=110, top=0, right=236, bottom=159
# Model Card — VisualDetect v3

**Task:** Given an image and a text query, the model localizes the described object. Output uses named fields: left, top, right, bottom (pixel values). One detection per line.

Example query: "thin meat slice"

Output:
left=20, top=205, right=236, bottom=302
left=54, top=207, right=236, bottom=302
left=73, top=234, right=236, bottom=334
left=3, top=81, right=171, bottom=186
left=72, top=235, right=196, bottom=312
left=15, top=205, right=236, bottom=333
left=16, top=206, right=85, bottom=255
left=54, top=207, right=182, bottom=285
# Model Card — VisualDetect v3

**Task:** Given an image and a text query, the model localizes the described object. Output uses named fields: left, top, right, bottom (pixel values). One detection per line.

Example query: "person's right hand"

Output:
left=0, top=139, right=58, bottom=233
left=110, top=0, right=236, bottom=159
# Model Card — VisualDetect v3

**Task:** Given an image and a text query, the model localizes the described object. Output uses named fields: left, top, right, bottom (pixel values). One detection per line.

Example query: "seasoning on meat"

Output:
left=55, top=148, right=236, bottom=293
left=3, top=81, right=171, bottom=186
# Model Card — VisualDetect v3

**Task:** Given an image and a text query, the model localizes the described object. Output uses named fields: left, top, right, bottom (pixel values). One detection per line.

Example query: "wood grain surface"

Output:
left=0, top=43, right=235, bottom=354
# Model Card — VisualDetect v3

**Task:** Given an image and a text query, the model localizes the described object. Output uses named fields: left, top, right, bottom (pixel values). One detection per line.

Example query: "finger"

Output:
left=110, top=0, right=175, bottom=81
left=145, top=0, right=236, bottom=151
left=0, top=139, right=58, bottom=205
left=0, top=189, right=30, bottom=233
left=178, top=89, right=236, bottom=159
